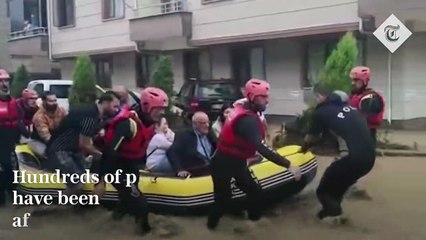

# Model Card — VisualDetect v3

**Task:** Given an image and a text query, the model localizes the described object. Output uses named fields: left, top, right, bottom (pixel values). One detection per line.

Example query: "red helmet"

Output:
left=140, top=87, right=169, bottom=113
left=244, top=78, right=270, bottom=102
left=0, top=69, right=10, bottom=80
left=22, top=88, right=38, bottom=99
left=350, top=66, right=370, bottom=85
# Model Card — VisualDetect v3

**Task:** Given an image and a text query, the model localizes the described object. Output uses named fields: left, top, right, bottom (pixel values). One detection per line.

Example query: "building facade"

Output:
left=1, top=0, right=60, bottom=79
left=47, top=0, right=426, bottom=126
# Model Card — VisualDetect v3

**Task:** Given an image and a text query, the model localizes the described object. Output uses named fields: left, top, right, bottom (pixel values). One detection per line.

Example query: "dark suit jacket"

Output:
left=167, top=128, right=216, bottom=172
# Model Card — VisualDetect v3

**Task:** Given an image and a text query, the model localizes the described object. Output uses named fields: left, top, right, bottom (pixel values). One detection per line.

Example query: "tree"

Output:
left=318, top=31, right=359, bottom=93
left=149, top=55, right=175, bottom=112
left=288, top=32, right=359, bottom=134
left=68, top=54, right=98, bottom=106
left=11, top=65, right=30, bottom=98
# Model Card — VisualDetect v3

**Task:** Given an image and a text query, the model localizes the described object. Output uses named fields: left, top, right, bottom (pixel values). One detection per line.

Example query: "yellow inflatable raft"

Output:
left=15, top=144, right=317, bottom=214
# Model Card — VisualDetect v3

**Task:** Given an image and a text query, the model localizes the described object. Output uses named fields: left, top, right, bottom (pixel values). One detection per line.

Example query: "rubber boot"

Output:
left=207, top=213, right=220, bottom=230
left=135, top=215, right=151, bottom=235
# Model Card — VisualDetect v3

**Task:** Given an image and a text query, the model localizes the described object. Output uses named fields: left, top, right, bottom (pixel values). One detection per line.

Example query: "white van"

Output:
left=27, top=80, right=105, bottom=112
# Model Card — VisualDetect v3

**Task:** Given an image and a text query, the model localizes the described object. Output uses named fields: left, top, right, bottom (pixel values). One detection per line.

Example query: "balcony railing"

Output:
left=9, top=27, right=48, bottom=41
left=133, top=0, right=188, bottom=19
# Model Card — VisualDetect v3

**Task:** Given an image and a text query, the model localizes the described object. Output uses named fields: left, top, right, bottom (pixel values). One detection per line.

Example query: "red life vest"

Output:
left=349, top=88, right=385, bottom=129
left=104, top=109, right=147, bottom=160
left=217, top=107, right=265, bottom=160
left=0, top=98, right=19, bottom=128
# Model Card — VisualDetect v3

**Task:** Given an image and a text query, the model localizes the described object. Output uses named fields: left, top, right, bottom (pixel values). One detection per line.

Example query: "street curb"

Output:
left=376, top=149, right=426, bottom=157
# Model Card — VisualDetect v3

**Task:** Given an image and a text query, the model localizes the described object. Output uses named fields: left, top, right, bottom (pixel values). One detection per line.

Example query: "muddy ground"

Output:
left=1, top=156, right=425, bottom=240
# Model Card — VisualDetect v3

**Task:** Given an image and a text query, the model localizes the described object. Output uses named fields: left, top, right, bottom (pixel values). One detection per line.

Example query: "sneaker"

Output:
left=321, top=215, right=348, bottom=225
left=317, top=210, right=348, bottom=225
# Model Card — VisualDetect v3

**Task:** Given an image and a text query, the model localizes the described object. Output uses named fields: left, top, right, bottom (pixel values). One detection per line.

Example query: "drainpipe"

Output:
left=387, top=52, right=392, bottom=125
left=47, top=0, right=53, bottom=61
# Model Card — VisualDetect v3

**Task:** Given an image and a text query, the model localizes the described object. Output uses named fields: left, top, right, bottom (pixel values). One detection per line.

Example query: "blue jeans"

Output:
left=149, top=157, right=173, bottom=173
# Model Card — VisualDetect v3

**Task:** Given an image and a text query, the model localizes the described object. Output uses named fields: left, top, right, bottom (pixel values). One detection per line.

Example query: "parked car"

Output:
left=27, top=80, right=140, bottom=112
left=174, top=79, right=244, bottom=123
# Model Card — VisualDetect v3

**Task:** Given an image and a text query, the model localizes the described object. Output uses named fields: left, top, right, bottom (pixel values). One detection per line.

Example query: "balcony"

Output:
left=8, top=27, right=49, bottom=56
left=359, top=0, right=426, bottom=32
left=129, top=0, right=192, bottom=50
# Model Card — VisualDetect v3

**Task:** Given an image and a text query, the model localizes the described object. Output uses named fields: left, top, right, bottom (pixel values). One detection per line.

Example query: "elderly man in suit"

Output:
left=168, top=111, right=216, bottom=177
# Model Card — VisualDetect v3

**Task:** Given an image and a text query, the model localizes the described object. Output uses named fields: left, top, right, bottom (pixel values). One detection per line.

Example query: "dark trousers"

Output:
left=316, top=155, right=375, bottom=217
left=0, top=148, right=16, bottom=204
left=208, top=151, right=262, bottom=226
left=111, top=159, right=150, bottom=228
left=370, top=128, right=377, bottom=147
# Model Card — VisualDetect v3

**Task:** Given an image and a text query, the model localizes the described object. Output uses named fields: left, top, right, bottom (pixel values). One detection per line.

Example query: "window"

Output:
left=231, top=46, right=265, bottom=86
left=33, top=84, right=44, bottom=96
left=136, top=54, right=159, bottom=87
left=161, top=0, right=184, bottom=13
left=196, top=83, right=238, bottom=99
left=183, top=50, right=212, bottom=81
left=50, top=85, right=71, bottom=98
left=303, top=38, right=366, bottom=88
left=9, top=0, right=47, bottom=33
left=53, top=0, right=75, bottom=28
left=202, top=0, right=230, bottom=4
left=102, top=0, right=124, bottom=20
left=177, top=82, right=193, bottom=99
left=94, top=58, right=113, bottom=88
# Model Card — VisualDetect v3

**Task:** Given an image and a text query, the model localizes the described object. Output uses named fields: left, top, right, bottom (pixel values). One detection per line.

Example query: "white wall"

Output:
left=112, top=52, right=136, bottom=88
left=264, top=39, right=306, bottom=115
left=190, top=0, right=359, bottom=41
left=59, top=59, right=75, bottom=80
left=366, top=33, right=426, bottom=120
left=59, top=52, right=136, bottom=87
left=50, top=0, right=135, bottom=57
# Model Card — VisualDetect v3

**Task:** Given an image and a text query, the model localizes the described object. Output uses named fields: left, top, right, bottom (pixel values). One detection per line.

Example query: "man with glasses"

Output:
left=168, top=111, right=216, bottom=178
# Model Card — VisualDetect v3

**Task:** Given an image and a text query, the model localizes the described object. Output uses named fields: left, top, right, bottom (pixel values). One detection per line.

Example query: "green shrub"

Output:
left=11, top=65, right=30, bottom=98
left=149, top=55, right=175, bottom=113
left=68, top=55, right=98, bottom=106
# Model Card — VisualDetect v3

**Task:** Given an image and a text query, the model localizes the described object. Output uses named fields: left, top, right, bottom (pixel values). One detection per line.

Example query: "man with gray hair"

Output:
left=168, top=111, right=216, bottom=177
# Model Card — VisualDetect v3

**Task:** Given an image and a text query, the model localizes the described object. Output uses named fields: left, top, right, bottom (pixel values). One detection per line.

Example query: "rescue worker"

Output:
left=0, top=69, right=25, bottom=205
left=349, top=66, right=385, bottom=145
left=299, top=84, right=376, bottom=223
left=93, top=87, right=168, bottom=234
left=207, top=78, right=302, bottom=230
left=16, top=88, right=39, bottom=141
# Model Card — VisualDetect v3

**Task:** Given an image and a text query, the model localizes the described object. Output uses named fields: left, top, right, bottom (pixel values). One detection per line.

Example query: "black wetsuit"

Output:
left=208, top=107, right=291, bottom=229
left=304, top=95, right=376, bottom=218
left=99, top=119, right=150, bottom=232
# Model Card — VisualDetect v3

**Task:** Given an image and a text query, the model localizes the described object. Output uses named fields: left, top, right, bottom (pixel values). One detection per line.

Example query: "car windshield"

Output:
left=49, top=85, right=71, bottom=98
left=197, top=83, right=237, bottom=99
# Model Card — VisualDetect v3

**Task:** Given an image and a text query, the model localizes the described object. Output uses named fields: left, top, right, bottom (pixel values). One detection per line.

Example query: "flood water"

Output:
left=1, top=156, right=425, bottom=240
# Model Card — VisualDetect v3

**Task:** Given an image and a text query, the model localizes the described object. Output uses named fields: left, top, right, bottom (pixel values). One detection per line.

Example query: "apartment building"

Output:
left=1, top=0, right=60, bottom=78
left=47, top=0, right=426, bottom=126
